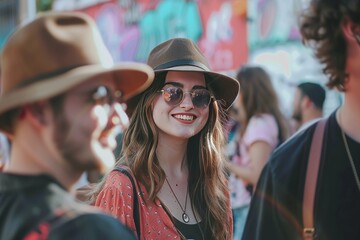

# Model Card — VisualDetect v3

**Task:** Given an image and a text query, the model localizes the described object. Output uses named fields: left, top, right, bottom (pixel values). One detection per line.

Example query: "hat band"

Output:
left=13, top=64, right=84, bottom=90
left=154, top=59, right=210, bottom=71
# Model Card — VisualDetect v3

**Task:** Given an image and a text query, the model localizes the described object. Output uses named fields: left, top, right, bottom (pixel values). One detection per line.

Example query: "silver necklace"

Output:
left=165, top=178, right=190, bottom=223
left=339, top=112, right=360, bottom=192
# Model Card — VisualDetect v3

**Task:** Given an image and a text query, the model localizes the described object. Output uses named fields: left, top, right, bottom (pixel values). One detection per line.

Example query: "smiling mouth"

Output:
left=173, top=114, right=196, bottom=121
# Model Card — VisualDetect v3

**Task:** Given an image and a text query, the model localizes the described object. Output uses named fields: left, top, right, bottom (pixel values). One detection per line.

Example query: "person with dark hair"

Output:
left=243, top=1, right=360, bottom=239
left=292, top=82, right=326, bottom=131
left=0, top=12, right=154, bottom=239
left=91, top=38, right=239, bottom=240
left=226, top=66, right=289, bottom=239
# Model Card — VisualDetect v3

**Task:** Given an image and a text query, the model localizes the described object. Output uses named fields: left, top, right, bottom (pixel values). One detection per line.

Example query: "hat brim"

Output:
left=0, top=62, right=154, bottom=115
left=154, top=66, right=239, bottom=110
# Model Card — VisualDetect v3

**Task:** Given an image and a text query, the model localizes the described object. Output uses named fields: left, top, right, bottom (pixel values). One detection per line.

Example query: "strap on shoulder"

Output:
left=113, top=166, right=140, bottom=239
left=302, top=118, right=327, bottom=239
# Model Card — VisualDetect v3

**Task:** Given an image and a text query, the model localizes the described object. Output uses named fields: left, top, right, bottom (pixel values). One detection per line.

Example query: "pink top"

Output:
left=95, top=167, right=233, bottom=239
left=229, top=114, right=279, bottom=208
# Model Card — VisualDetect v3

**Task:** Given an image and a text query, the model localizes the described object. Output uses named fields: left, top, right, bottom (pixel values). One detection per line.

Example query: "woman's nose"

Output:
left=179, top=92, right=194, bottom=110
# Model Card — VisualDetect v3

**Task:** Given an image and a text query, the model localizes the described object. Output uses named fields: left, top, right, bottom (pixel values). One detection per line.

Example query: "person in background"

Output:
left=225, top=105, right=241, bottom=166
left=243, top=1, right=360, bottom=239
left=225, top=66, right=289, bottom=239
left=292, top=82, right=326, bottom=132
left=0, top=12, right=154, bottom=239
left=0, top=71, right=10, bottom=169
left=223, top=105, right=242, bottom=240
left=91, top=38, right=240, bottom=239
left=0, top=133, right=10, bottom=168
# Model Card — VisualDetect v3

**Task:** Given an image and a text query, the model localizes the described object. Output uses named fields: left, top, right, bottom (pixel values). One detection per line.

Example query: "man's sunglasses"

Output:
left=92, top=85, right=124, bottom=115
left=159, top=86, right=213, bottom=109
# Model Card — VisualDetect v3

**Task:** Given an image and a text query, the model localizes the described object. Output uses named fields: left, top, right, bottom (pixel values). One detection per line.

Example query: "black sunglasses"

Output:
left=159, top=86, right=213, bottom=109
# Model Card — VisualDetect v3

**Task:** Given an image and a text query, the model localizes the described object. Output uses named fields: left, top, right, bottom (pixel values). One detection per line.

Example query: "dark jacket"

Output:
left=0, top=173, right=135, bottom=240
left=243, top=111, right=360, bottom=240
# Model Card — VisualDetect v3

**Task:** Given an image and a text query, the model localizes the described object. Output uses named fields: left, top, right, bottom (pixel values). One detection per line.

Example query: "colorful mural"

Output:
left=0, top=1, right=18, bottom=49
left=80, top=0, right=248, bottom=71
left=248, top=0, right=303, bottom=50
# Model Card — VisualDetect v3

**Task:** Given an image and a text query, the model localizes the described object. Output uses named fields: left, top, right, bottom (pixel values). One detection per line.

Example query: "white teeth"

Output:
left=175, top=115, right=194, bottom=121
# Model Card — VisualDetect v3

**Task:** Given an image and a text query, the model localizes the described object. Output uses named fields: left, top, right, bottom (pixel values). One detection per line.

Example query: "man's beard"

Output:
left=53, top=115, right=100, bottom=172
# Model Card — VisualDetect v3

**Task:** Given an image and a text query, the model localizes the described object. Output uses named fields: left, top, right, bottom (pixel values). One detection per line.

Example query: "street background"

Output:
left=0, top=0, right=342, bottom=117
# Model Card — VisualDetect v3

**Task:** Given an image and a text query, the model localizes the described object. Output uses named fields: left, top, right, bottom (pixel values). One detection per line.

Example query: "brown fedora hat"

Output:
left=0, top=12, right=154, bottom=118
left=147, top=38, right=239, bottom=109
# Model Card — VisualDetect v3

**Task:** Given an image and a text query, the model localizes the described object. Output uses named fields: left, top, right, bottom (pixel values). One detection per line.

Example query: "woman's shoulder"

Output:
left=106, top=166, right=147, bottom=193
left=250, top=113, right=277, bottom=125
left=247, top=113, right=278, bottom=133
left=243, top=114, right=279, bottom=147
left=103, top=166, right=135, bottom=189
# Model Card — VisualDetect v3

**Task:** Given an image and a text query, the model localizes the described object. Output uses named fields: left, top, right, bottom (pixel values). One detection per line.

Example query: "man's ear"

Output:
left=301, top=95, right=312, bottom=109
left=25, top=102, right=48, bottom=126
left=342, top=16, right=360, bottom=44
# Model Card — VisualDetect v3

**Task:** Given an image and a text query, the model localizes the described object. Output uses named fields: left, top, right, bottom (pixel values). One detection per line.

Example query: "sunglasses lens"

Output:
left=163, top=87, right=183, bottom=105
left=192, top=89, right=211, bottom=109
left=92, top=86, right=124, bottom=117
left=161, top=87, right=212, bottom=109
left=93, top=86, right=113, bottom=106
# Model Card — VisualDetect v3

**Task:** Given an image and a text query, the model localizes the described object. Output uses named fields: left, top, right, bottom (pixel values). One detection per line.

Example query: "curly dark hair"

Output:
left=300, top=0, right=360, bottom=91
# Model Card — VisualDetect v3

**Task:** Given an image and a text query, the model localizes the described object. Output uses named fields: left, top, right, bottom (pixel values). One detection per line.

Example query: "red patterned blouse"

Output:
left=94, top=166, right=233, bottom=239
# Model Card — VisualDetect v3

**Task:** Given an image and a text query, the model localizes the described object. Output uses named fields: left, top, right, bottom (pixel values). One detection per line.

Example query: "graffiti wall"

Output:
left=0, top=0, right=18, bottom=49
left=78, top=0, right=248, bottom=72
left=248, top=0, right=303, bottom=50
left=247, top=0, right=341, bottom=116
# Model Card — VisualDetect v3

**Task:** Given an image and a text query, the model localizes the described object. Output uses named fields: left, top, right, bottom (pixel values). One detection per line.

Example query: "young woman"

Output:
left=226, top=66, right=290, bottom=239
left=90, top=38, right=239, bottom=239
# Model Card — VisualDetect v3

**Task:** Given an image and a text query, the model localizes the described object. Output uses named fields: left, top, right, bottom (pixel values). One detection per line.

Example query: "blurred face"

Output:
left=53, top=75, right=129, bottom=174
left=152, top=71, right=210, bottom=140
left=292, top=88, right=303, bottom=122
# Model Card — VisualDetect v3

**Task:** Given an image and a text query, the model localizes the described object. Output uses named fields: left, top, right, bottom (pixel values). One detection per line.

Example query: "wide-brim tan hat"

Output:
left=147, top=38, right=239, bottom=109
left=0, top=12, right=154, bottom=119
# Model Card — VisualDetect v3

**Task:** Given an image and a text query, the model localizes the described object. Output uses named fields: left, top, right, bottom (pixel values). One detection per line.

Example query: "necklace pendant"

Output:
left=182, top=212, right=190, bottom=223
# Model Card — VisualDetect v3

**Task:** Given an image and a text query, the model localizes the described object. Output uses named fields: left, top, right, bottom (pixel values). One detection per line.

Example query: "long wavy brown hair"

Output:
left=236, top=66, right=289, bottom=142
left=91, top=72, right=232, bottom=239
left=300, top=0, right=360, bottom=91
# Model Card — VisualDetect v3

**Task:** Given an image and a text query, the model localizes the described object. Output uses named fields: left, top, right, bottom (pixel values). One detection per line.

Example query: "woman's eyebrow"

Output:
left=163, top=82, right=183, bottom=87
left=192, top=85, right=207, bottom=90
left=164, top=82, right=207, bottom=89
